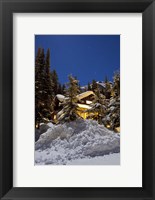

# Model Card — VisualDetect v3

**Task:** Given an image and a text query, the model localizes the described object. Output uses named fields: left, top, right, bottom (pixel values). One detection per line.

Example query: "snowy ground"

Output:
left=67, top=153, right=120, bottom=165
left=35, top=119, right=120, bottom=165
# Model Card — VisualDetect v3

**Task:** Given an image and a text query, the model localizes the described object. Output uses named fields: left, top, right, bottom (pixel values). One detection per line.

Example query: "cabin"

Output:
left=76, top=91, right=98, bottom=119
left=52, top=91, right=120, bottom=133
left=53, top=91, right=97, bottom=120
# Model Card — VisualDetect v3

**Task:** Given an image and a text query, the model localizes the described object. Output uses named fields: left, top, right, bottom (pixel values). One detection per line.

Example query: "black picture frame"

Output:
left=0, top=0, right=155, bottom=199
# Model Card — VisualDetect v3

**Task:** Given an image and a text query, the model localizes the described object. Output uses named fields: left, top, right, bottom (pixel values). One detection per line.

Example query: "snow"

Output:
left=97, top=81, right=106, bottom=88
left=67, top=153, right=120, bottom=165
left=47, top=122, right=55, bottom=128
left=109, top=98, right=116, bottom=107
left=86, top=100, right=92, bottom=104
left=56, top=91, right=95, bottom=103
left=77, top=91, right=95, bottom=100
left=77, top=103, right=92, bottom=109
left=35, top=119, right=120, bottom=165
left=56, top=94, right=65, bottom=102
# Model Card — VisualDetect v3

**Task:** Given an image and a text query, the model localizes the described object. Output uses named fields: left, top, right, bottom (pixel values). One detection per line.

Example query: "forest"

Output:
left=35, top=47, right=120, bottom=133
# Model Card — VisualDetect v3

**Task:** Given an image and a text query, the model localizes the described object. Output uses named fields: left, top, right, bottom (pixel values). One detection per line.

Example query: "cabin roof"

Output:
left=56, top=91, right=95, bottom=102
left=77, top=91, right=95, bottom=100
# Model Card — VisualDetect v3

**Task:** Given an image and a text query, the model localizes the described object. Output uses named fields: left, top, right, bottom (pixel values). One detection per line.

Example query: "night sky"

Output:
left=35, top=35, right=120, bottom=86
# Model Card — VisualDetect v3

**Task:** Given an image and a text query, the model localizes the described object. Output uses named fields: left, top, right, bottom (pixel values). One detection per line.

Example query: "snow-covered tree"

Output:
left=57, top=75, right=80, bottom=123
left=61, top=84, right=66, bottom=95
left=86, top=85, right=107, bottom=124
left=103, top=72, right=120, bottom=131
left=42, top=49, right=53, bottom=119
left=112, top=72, right=120, bottom=97
left=35, top=48, right=54, bottom=127
left=104, top=77, right=112, bottom=99
left=87, top=82, right=92, bottom=90
left=51, top=69, right=59, bottom=96
left=57, top=83, right=62, bottom=94
left=35, top=48, right=46, bottom=127
left=91, top=79, right=98, bottom=93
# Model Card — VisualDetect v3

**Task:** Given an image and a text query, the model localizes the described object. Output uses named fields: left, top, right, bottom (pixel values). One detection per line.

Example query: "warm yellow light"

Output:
left=115, top=127, right=120, bottom=133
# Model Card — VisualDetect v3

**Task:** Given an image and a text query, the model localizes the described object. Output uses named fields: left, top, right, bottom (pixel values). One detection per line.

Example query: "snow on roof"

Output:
left=56, top=91, right=95, bottom=103
left=80, top=86, right=87, bottom=89
left=96, top=81, right=106, bottom=88
left=77, top=91, right=95, bottom=100
left=56, top=94, right=65, bottom=102
left=77, top=103, right=92, bottom=109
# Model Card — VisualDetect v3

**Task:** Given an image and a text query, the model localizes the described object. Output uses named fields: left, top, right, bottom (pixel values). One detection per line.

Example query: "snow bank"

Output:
left=35, top=119, right=120, bottom=165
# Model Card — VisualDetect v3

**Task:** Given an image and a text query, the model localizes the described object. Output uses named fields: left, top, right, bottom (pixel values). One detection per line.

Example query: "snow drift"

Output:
left=35, top=119, right=120, bottom=165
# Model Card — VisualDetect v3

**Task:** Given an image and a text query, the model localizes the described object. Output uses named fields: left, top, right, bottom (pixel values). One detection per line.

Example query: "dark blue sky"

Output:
left=35, top=35, right=120, bottom=86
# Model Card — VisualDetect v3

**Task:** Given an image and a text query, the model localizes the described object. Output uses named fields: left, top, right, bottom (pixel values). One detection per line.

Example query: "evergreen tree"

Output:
left=51, top=69, right=59, bottom=96
left=61, top=84, right=66, bottom=95
left=104, top=75, right=108, bottom=83
left=35, top=48, right=54, bottom=127
left=112, top=72, right=120, bottom=97
left=57, top=83, right=62, bottom=94
left=104, top=77, right=112, bottom=99
left=35, top=48, right=46, bottom=127
left=91, top=79, right=98, bottom=93
left=42, top=48, right=53, bottom=118
left=57, top=75, right=80, bottom=123
left=87, top=82, right=91, bottom=90
left=74, top=76, right=81, bottom=93
left=103, top=72, right=120, bottom=131
left=110, top=72, right=120, bottom=130
left=86, top=85, right=106, bottom=124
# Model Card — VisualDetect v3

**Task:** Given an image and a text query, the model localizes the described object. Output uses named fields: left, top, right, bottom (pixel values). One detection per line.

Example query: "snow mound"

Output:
left=35, top=119, right=120, bottom=165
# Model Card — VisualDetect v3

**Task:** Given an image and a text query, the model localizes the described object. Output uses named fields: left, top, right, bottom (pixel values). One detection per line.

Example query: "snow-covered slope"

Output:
left=35, top=119, right=120, bottom=165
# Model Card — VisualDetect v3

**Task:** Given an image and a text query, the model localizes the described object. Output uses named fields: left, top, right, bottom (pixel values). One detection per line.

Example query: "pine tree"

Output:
left=103, top=72, right=120, bottom=131
left=74, top=76, right=81, bottom=93
left=104, top=75, right=108, bottom=83
left=110, top=72, right=120, bottom=130
left=57, top=75, right=80, bottom=123
left=35, top=48, right=46, bottom=127
left=112, top=72, right=120, bottom=97
left=57, top=83, right=62, bottom=94
left=104, top=77, right=112, bottom=99
left=87, top=82, right=91, bottom=90
left=78, top=83, right=82, bottom=93
left=91, top=79, right=98, bottom=93
left=35, top=48, right=54, bottom=127
left=42, top=48, right=53, bottom=119
left=61, top=84, right=66, bottom=95
left=51, top=69, right=59, bottom=96
left=86, top=85, right=106, bottom=124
